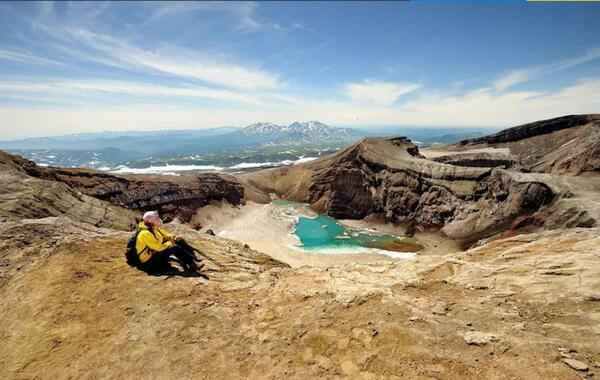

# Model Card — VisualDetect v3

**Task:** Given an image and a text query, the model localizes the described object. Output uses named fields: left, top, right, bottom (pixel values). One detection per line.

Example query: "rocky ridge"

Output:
left=0, top=151, right=135, bottom=230
left=243, top=116, right=600, bottom=245
left=243, top=136, right=584, bottom=246
left=432, top=152, right=518, bottom=169
left=1, top=151, right=245, bottom=223
left=453, top=114, right=600, bottom=175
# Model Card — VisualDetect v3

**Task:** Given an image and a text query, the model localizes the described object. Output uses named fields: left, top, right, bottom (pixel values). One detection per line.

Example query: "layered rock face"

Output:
left=313, top=138, right=561, bottom=244
left=0, top=151, right=245, bottom=223
left=244, top=116, right=600, bottom=244
left=0, top=151, right=135, bottom=230
left=432, top=152, right=518, bottom=169
left=454, top=114, right=600, bottom=175
left=245, top=137, right=561, bottom=245
left=42, top=168, right=245, bottom=222
left=459, top=114, right=600, bottom=145
left=440, top=170, right=556, bottom=242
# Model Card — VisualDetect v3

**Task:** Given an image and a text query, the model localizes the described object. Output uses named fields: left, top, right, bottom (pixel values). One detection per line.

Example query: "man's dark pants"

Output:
left=139, top=244, right=197, bottom=274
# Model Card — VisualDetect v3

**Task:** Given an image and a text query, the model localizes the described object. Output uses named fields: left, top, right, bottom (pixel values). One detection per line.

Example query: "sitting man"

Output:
left=136, top=211, right=203, bottom=274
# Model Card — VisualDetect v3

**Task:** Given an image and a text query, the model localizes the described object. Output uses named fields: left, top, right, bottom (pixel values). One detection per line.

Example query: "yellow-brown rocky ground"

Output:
left=2, top=217, right=599, bottom=379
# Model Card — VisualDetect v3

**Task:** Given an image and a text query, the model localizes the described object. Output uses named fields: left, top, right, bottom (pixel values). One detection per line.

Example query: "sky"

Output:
left=1, top=1, right=600, bottom=139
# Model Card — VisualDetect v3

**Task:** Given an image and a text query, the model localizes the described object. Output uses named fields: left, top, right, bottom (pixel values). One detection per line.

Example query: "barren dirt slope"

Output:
left=2, top=217, right=599, bottom=379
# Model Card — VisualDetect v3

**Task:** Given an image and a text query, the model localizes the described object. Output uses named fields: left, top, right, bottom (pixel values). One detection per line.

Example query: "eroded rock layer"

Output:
left=244, top=137, right=567, bottom=245
left=0, top=151, right=135, bottom=230
left=44, top=168, right=244, bottom=222
left=455, top=114, right=600, bottom=175
left=316, top=139, right=561, bottom=243
left=1, top=151, right=245, bottom=223
left=432, top=152, right=518, bottom=169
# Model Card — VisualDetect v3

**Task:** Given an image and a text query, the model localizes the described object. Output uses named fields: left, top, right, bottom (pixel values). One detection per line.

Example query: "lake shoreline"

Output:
left=192, top=201, right=461, bottom=267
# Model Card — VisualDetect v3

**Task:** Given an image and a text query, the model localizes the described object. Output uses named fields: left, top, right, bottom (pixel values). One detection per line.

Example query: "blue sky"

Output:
left=1, top=1, right=600, bottom=139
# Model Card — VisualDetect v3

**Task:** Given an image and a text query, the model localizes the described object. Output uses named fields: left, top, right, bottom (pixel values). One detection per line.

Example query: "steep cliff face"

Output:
left=440, top=170, right=556, bottom=242
left=42, top=168, right=245, bottom=222
left=0, top=151, right=245, bottom=223
left=307, top=138, right=558, bottom=244
left=432, top=152, right=518, bottom=169
left=244, top=137, right=562, bottom=245
left=459, top=114, right=600, bottom=145
left=454, top=114, right=600, bottom=175
left=0, top=152, right=135, bottom=230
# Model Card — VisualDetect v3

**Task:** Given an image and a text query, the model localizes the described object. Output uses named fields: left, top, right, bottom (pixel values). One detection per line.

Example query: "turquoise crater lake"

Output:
left=293, top=213, right=423, bottom=254
left=271, top=200, right=423, bottom=255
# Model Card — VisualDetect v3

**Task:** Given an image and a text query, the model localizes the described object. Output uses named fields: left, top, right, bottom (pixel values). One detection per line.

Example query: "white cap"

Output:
left=143, top=211, right=160, bottom=223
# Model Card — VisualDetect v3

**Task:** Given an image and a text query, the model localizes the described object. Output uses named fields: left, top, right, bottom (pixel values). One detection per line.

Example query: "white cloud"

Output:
left=345, top=80, right=421, bottom=106
left=4, top=77, right=599, bottom=140
left=2, top=12, right=600, bottom=140
left=57, top=28, right=280, bottom=91
left=0, top=79, right=263, bottom=105
left=132, top=52, right=280, bottom=91
left=493, top=47, right=600, bottom=91
left=146, top=1, right=261, bottom=31
left=35, top=1, right=55, bottom=17
left=492, top=70, right=531, bottom=92
left=0, top=49, right=63, bottom=66
left=340, top=78, right=600, bottom=127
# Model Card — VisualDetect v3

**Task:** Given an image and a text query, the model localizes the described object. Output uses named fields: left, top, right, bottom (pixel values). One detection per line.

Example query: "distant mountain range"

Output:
left=0, top=121, right=495, bottom=152
left=0, top=121, right=497, bottom=170
left=0, top=121, right=360, bottom=154
left=0, top=121, right=364, bottom=169
left=241, top=121, right=358, bottom=144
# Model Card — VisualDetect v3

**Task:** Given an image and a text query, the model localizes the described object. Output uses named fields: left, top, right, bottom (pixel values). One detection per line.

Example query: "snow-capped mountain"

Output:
left=241, top=122, right=284, bottom=135
left=241, top=121, right=358, bottom=144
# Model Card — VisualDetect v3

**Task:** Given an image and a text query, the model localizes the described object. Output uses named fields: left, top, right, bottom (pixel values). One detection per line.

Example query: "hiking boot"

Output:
left=187, top=261, right=205, bottom=273
left=185, top=261, right=198, bottom=272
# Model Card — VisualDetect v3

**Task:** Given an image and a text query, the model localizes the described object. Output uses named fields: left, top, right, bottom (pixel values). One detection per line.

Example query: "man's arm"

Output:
left=158, top=227, right=178, bottom=242
left=139, top=230, right=174, bottom=252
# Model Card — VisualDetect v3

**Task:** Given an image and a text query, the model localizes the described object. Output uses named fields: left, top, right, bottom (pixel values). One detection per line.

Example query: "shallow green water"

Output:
left=294, top=214, right=421, bottom=253
left=271, top=200, right=423, bottom=254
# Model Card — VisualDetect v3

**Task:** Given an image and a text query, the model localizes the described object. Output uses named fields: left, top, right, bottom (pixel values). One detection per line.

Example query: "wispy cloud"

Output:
left=0, top=79, right=264, bottom=105
left=345, top=80, right=421, bottom=106
left=36, top=1, right=55, bottom=17
left=272, top=22, right=308, bottom=32
left=0, top=48, right=63, bottom=66
left=2, top=3, right=600, bottom=139
left=493, top=47, right=600, bottom=91
left=3, top=77, right=600, bottom=139
left=47, top=27, right=281, bottom=91
left=146, top=1, right=261, bottom=31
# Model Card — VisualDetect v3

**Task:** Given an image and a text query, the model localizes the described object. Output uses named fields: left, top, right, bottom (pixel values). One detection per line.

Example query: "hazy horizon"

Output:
left=0, top=121, right=500, bottom=142
left=1, top=1, right=599, bottom=139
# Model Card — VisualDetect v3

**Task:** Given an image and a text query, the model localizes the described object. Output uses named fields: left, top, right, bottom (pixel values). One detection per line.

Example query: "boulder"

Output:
left=562, top=358, right=589, bottom=372
left=463, top=331, right=498, bottom=346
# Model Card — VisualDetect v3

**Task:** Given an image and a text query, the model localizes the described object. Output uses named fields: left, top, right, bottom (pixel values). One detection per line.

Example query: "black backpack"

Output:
left=125, top=229, right=141, bottom=267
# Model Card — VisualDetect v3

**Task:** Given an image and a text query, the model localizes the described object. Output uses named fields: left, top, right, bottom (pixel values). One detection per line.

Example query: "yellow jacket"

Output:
left=135, top=221, right=175, bottom=263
